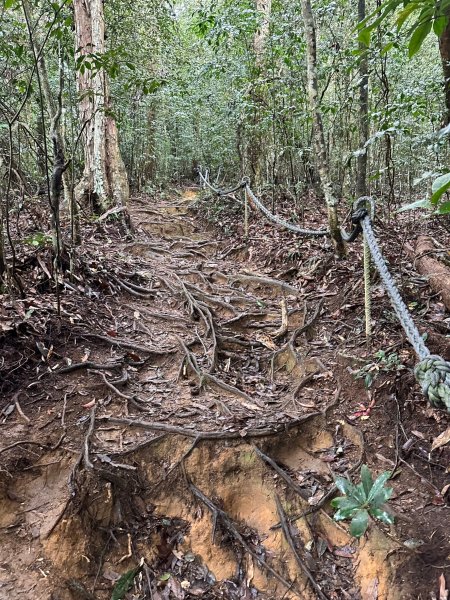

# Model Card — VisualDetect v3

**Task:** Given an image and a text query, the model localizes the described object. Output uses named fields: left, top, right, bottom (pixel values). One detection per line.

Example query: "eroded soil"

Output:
left=0, top=187, right=448, bottom=599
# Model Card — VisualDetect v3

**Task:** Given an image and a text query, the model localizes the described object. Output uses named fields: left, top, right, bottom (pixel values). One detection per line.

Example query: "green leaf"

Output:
left=381, top=41, right=394, bottom=54
left=408, top=19, right=432, bottom=57
left=358, top=28, right=371, bottom=47
left=396, top=2, right=419, bottom=30
left=369, top=507, right=395, bottom=525
left=349, top=509, right=369, bottom=537
left=397, top=198, right=432, bottom=212
left=367, top=471, right=391, bottom=503
left=433, top=15, right=448, bottom=36
left=331, top=496, right=361, bottom=511
left=436, top=200, right=450, bottom=214
left=334, top=506, right=359, bottom=521
left=111, top=565, right=142, bottom=600
left=431, top=172, right=450, bottom=204
left=360, top=465, right=374, bottom=497
left=159, top=573, right=171, bottom=581
left=370, top=486, right=393, bottom=507
left=335, top=476, right=356, bottom=497
left=4, top=0, right=17, bottom=9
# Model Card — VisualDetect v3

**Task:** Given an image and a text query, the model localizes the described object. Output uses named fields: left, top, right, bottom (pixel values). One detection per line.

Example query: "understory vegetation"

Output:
left=0, top=1, right=449, bottom=600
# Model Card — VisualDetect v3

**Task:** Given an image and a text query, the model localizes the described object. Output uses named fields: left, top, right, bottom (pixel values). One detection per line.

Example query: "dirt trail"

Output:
left=0, top=188, right=434, bottom=599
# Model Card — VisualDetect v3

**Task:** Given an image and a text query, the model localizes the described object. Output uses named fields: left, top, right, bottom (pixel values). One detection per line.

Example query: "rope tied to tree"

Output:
left=351, top=198, right=450, bottom=412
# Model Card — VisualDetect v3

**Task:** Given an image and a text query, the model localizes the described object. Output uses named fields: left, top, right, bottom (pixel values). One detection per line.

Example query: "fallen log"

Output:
left=408, top=236, right=450, bottom=311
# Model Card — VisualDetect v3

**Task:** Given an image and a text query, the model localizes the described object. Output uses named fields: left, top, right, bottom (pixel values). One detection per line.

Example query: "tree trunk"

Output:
left=356, top=0, right=369, bottom=198
left=407, top=236, right=450, bottom=311
left=439, top=18, right=450, bottom=125
left=245, top=0, right=272, bottom=189
left=300, top=0, right=345, bottom=256
left=73, top=0, right=129, bottom=211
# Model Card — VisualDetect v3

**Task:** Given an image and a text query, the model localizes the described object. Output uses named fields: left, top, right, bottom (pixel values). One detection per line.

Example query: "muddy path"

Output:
left=0, top=188, right=448, bottom=599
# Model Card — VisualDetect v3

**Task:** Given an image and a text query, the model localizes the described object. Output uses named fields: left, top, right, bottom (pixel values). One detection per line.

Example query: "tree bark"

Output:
left=407, top=236, right=450, bottom=311
left=439, top=18, right=450, bottom=126
left=245, top=0, right=272, bottom=189
left=356, top=0, right=369, bottom=197
left=73, top=0, right=129, bottom=211
left=300, top=0, right=345, bottom=256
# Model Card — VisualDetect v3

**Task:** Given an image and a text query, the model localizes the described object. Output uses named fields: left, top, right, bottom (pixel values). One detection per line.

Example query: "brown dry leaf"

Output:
left=431, top=427, right=450, bottom=452
left=255, top=333, right=277, bottom=350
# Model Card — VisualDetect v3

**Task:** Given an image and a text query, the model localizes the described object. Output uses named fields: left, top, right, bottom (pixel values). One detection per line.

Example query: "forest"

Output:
left=0, top=0, right=449, bottom=598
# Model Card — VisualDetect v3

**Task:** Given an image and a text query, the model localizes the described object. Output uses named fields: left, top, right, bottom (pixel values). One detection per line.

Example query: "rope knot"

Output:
left=351, top=207, right=368, bottom=225
left=414, top=355, right=450, bottom=412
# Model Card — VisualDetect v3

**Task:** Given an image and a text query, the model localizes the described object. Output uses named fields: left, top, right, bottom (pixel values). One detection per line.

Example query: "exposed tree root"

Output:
left=187, top=478, right=301, bottom=597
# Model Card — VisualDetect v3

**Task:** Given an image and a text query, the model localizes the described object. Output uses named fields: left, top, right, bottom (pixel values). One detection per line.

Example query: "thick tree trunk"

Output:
left=300, top=0, right=345, bottom=256
left=439, top=19, right=450, bottom=125
left=73, top=0, right=129, bottom=211
left=356, top=0, right=369, bottom=197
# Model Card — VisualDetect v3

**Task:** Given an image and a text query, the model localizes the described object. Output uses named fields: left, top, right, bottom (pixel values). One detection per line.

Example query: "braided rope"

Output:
left=198, top=170, right=245, bottom=196
left=358, top=204, right=450, bottom=411
left=245, top=185, right=330, bottom=238
left=363, top=236, right=371, bottom=339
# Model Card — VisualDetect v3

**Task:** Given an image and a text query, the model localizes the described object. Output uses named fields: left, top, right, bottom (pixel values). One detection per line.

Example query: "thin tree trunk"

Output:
left=300, top=0, right=345, bottom=256
left=73, top=0, right=129, bottom=211
left=356, top=0, right=369, bottom=197
left=245, top=0, right=272, bottom=189
left=439, top=19, right=450, bottom=126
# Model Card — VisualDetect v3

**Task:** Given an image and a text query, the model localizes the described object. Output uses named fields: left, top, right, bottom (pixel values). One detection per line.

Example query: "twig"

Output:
left=83, top=406, right=96, bottom=470
left=14, top=392, right=30, bottom=424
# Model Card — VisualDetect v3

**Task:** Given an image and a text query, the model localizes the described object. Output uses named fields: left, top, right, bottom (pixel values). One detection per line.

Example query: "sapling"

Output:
left=331, top=464, right=394, bottom=537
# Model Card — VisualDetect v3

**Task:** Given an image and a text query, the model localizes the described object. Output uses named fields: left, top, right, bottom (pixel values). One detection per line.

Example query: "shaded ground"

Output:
left=0, top=186, right=449, bottom=599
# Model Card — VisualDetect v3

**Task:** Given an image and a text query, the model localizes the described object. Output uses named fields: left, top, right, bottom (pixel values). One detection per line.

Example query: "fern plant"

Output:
left=331, top=465, right=394, bottom=537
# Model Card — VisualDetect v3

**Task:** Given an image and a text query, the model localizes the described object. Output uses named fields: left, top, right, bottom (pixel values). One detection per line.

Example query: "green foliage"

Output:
left=111, top=563, right=143, bottom=600
left=355, top=350, right=405, bottom=389
left=358, top=0, right=449, bottom=57
left=331, top=465, right=394, bottom=538
left=23, top=232, right=53, bottom=248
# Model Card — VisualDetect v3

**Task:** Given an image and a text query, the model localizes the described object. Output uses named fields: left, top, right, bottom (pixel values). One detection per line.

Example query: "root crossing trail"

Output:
left=0, top=189, right=422, bottom=599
